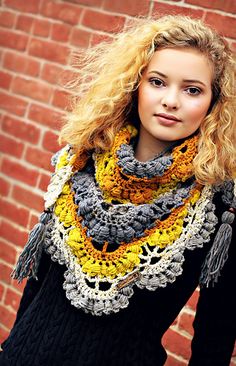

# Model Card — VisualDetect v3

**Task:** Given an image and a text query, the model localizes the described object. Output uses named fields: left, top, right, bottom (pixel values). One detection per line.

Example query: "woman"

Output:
left=1, top=15, right=235, bottom=366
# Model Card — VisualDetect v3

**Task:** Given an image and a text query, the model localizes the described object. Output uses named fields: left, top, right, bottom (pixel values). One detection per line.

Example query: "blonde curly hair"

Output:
left=60, top=15, right=235, bottom=185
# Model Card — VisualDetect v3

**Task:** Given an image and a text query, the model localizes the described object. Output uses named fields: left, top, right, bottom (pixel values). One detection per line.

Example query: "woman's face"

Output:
left=136, top=47, right=213, bottom=159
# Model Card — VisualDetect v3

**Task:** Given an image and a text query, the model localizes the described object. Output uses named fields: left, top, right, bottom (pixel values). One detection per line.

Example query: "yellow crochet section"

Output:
left=56, top=148, right=89, bottom=172
left=54, top=181, right=202, bottom=280
left=95, top=125, right=198, bottom=204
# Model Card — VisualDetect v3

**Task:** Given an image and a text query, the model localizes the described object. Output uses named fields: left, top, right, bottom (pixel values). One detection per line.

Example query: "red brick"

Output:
left=16, top=14, right=34, bottom=32
left=82, top=9, right=126, bottom=33
left=0, top=283, right=4, bottom=300
left=3, top=52, right=40, bottom=77
left=0, top=263, right=12, bottom=284
left=162, top=329, right=191, bottom=361
left=0, top=220, right=28, bottom=248
left=66, top=0, right=102, bottom=5
left=5, top=0, right=40, bottom=13
left=165, top=356, right=186, bottom=366
left=11, top=277, right=26, bottom=293
left=28, top=103, right=63, bottom=130
left=2, top=158, right=39, bottom=187
left=38, top=173, right=51, bottom=192
left=25, top=146, right=53, bottom=172
left=29, top=213, right=39, bottom=229
left=5, top=288, right=21, bottom=312
left=178, top=312, right=194, bottom=337
left=0, top=177, right=11, bottom=196
left=12, top=76, right=52, bottom=103
left=0, top=198, right=30, bottom=227
left=0, top=326, right=9, bottom=344
left=2, top=116, right=40, bottom=144
left=91, top=33, right=113, bottom=46
left=0, top=10, right=16, bottom=28
left=12, top=185, right=44, bottom=212
left=152, top=3, right=203, bottom=19
left=41, top=0, right=83, bottom=25
left=103, top=0, right=150, bottom=16
left=185, top=0, right=236, bottom=14
left=0, top=70, right=12, bottom=90
left=0, top=305, right=16, bottom=329
left=186, top=289, right=199, bottom=311
left=52, top=89, right=71, bottom=110
left=0, top=240, right=17, bottom=265
left=51, top=23, right=71, bottom=43
left=0, top=91, right=28, bottom=116
left=60, top=69, right=80, bottom=86
left=41, top=63, right=64, bottom=85
left=205, top=13, right=236, bottom=39
left=42, top=130, right=60, bottom=153
left=0, top=29, right=28, bottom=51
left=70, top=28, right=91, bottom=48
left=33, top=18, right=51, bottom=37
left=231, top=42, right=236, bottom=53
left=0, top=134, right=24, bottom=158
left=29, top=38, right=70, bottom=65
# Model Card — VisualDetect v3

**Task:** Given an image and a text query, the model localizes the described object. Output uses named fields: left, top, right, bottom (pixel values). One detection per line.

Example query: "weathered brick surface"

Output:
left=16, top=14, right=34, bottom=32
left=12, top=185, right=44, bottom=212
left=5, top=0, right=41, bottom=13
left=0, top=10, right=16, bottom=28
left=0, top=0, right=235, bottom=363
left=29, top=38, right=70, bottom=64
left=0, top=91, right=28, bottom=116
left=3, top=52, right=40, bottom=77
left=0, top=71, right=12, bottom=90
left=0, top=134, right=24, bottom=158
left=1, top=158, right=39, bottom=186
left=2, top=116, right=40, bottom=144
left=0, top=240, right=17, bottom=265
left=0, top=198, right=30, bottom=227
left=12, top=76, right=53, bottom=103
left=0, top=29, right=29, bottom=50
left=82, top=9, right=126, bottom=33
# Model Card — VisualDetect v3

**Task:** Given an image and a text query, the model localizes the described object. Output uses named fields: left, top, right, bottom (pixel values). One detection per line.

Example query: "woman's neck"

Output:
left=134, top=127, right=174, bottom=162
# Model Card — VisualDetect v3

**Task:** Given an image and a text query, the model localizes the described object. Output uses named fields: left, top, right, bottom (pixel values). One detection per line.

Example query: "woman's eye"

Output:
left=149, top=78, right=164, bottom=87
left=186, top=87, right=201, bottom=95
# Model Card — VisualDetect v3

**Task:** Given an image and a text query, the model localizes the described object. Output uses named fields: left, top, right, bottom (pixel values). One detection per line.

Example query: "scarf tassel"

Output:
left=200, top=209, right=235, bottom=287
left=11, top=210, right=52, bottom=283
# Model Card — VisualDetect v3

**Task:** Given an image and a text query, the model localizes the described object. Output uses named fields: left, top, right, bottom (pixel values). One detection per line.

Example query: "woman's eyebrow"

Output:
left=148, top=70, right=206, bottom=87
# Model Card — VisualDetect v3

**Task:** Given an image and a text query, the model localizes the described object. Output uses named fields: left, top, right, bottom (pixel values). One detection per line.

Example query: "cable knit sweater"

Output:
left=0, top=195, right=235, bottom=366
left=1, top=130, right=236, bottom=366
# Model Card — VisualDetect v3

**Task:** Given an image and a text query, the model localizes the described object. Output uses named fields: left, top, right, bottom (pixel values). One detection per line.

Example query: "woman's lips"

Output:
left=154, top=114, right=181, bottom=125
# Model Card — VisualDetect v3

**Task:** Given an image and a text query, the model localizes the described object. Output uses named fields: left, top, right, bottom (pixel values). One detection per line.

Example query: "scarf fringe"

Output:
left=11, top=210, right=52, bottom=283
left=200, top=209, right=235, bottom=287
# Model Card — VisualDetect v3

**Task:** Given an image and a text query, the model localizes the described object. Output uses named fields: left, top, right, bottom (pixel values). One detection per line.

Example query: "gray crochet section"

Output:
left=220, top=180, right=236, bottom=209
left=71, top=172, right=195, bottom=245
left=185, top=201, right=218, bottom=250
left=116, top=143, right=173, bottom=178
left=212, top=180, right=235, bottom=207
left=63, top=270, right=134, bottom=316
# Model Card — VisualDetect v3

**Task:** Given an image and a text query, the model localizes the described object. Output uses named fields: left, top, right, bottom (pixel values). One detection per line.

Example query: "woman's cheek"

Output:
left=188, top=99, right=208, bottom=119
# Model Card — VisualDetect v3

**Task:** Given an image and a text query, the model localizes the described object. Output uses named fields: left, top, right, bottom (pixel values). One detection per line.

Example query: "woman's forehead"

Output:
left=145, top=47, right=213, bottom=84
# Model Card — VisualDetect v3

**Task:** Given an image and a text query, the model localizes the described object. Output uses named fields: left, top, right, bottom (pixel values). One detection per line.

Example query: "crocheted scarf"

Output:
left=13, top=125, right=236, bottom=316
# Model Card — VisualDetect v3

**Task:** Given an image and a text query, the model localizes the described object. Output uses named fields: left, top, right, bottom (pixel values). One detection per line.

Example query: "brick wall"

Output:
left=0, top=0, right=235, bottom=364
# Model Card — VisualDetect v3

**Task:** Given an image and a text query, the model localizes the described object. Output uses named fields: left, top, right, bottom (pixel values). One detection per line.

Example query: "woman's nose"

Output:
left=161, top=88, right=180, bottom=110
